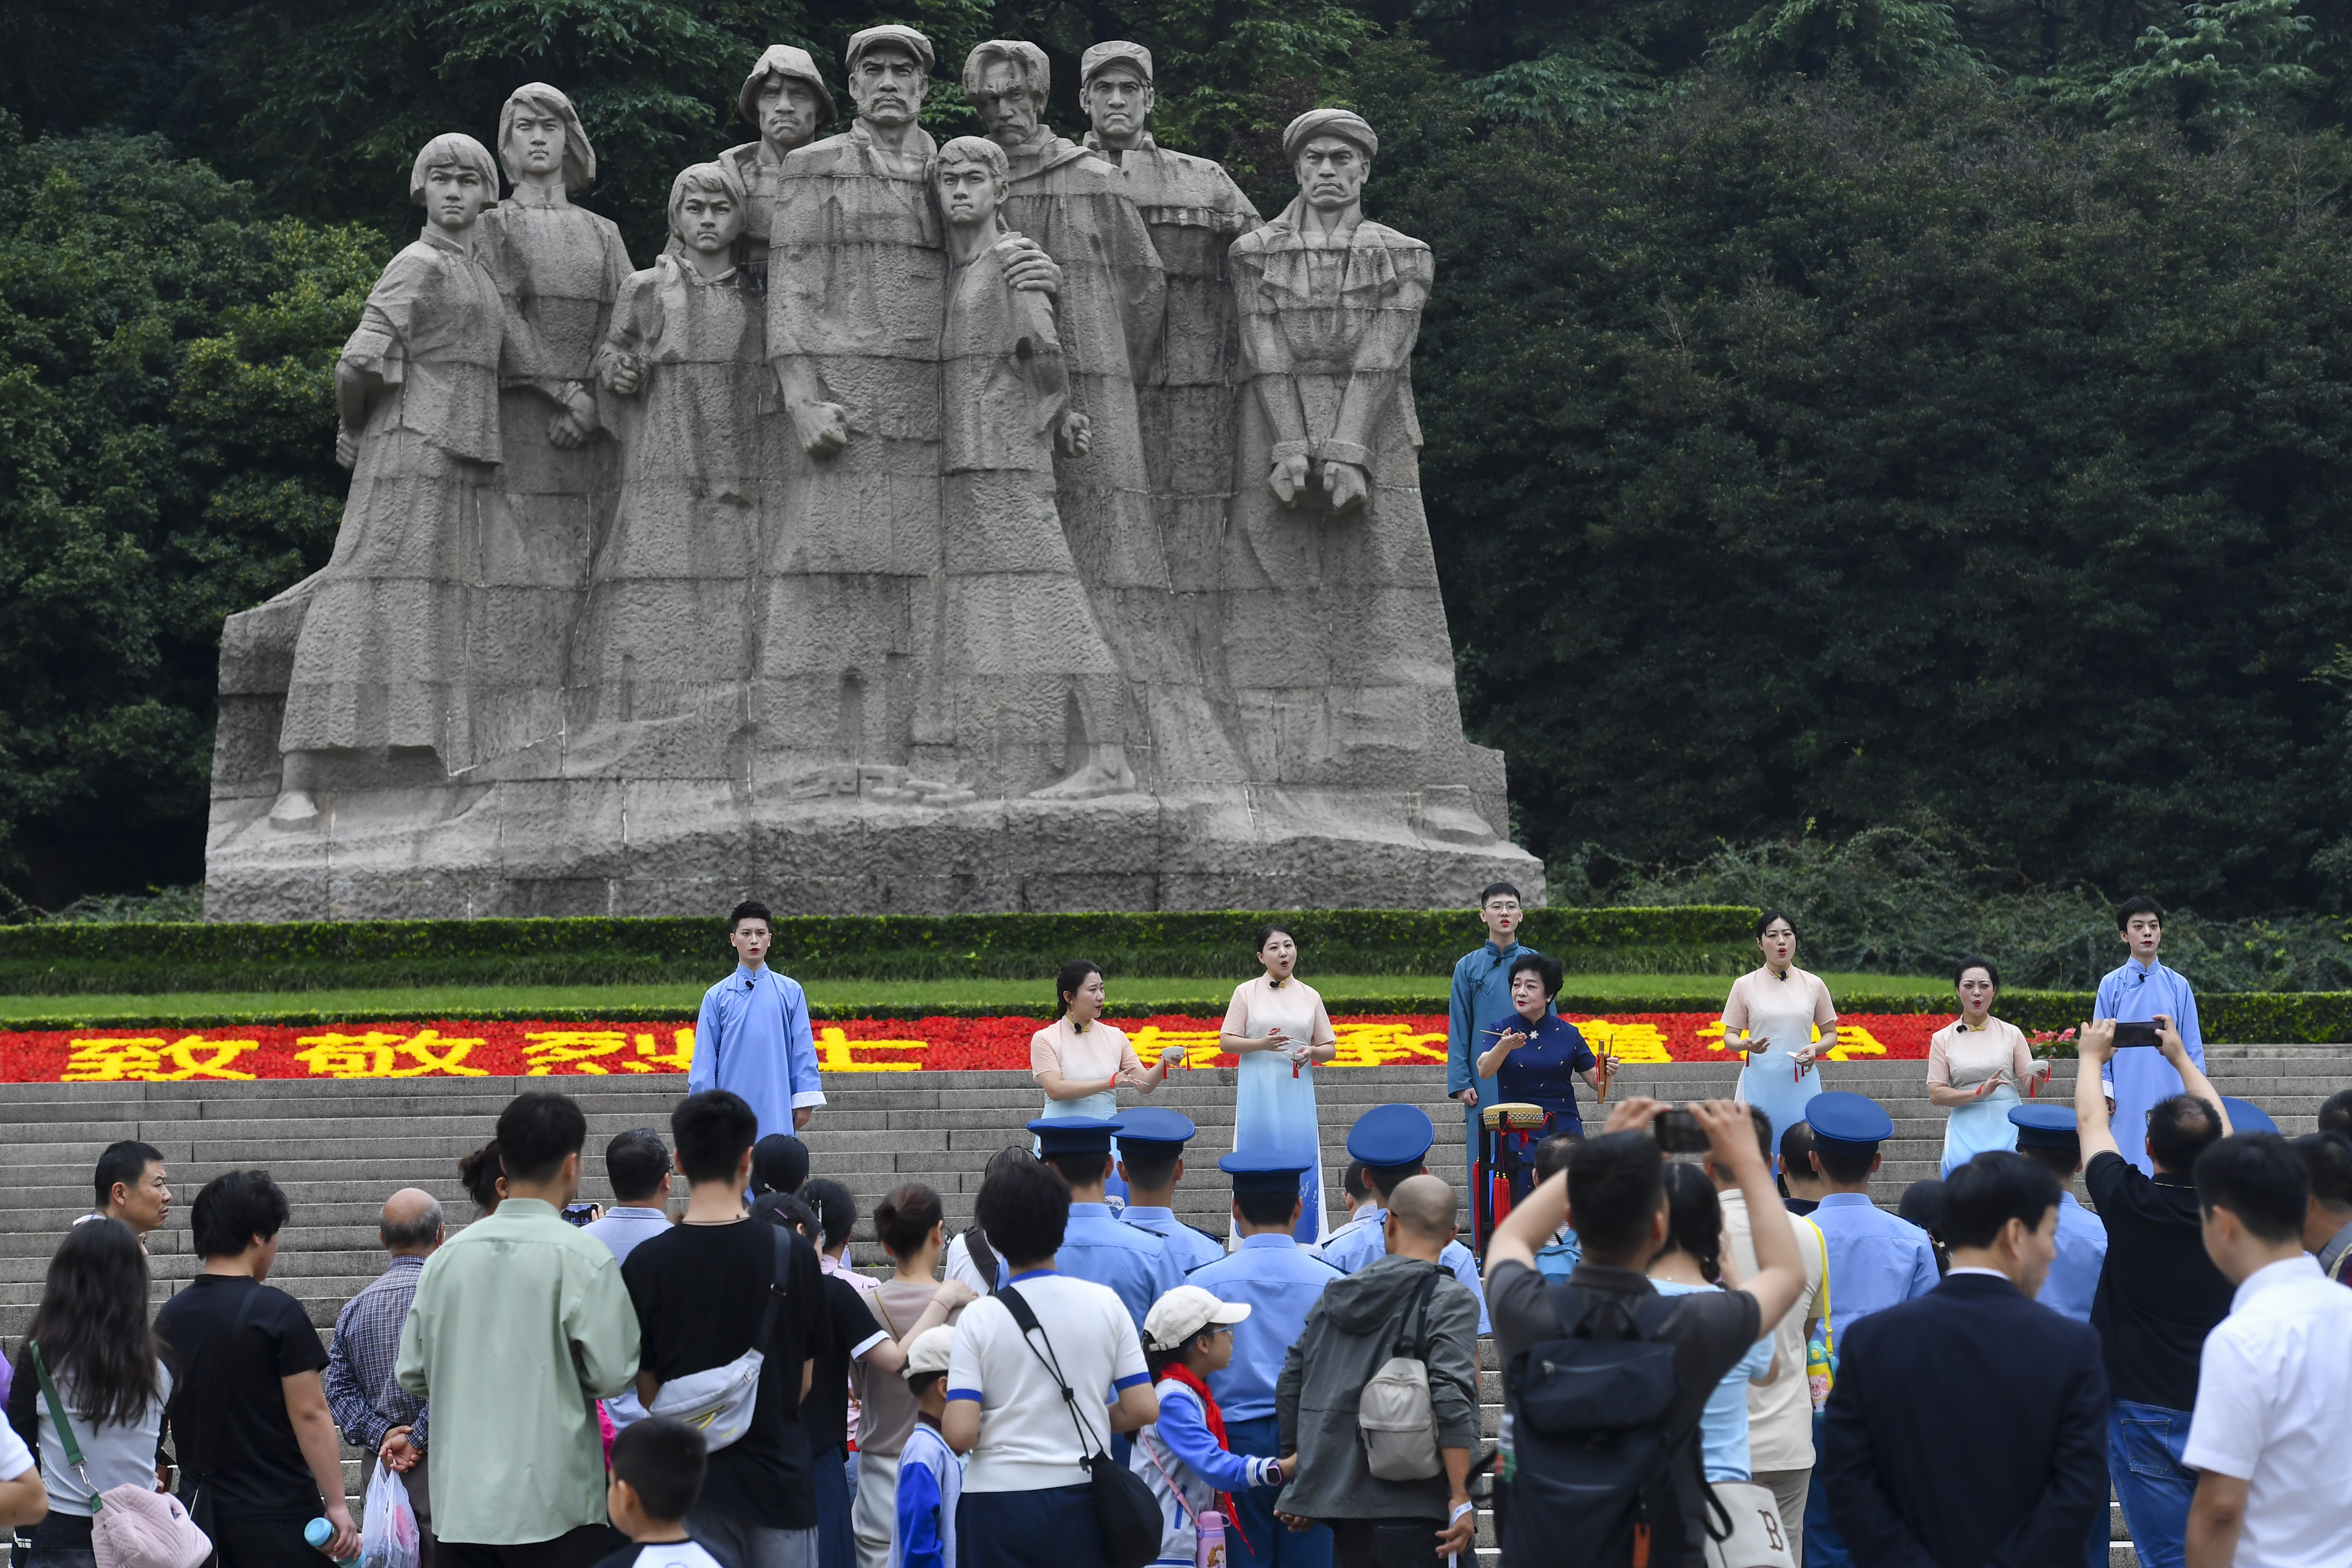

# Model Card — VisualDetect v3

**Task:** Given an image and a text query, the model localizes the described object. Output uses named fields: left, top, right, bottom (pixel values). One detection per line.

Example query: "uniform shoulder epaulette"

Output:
left=1185, top=1222, right=1223, bottom=1246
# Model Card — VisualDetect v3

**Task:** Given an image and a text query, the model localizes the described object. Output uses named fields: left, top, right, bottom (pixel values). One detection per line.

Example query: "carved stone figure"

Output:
left=716, top=45, right=835, bottom=284
left=1078, top=42, right=1260, bottom=671
left=466, top=86, right=634, bottom=767
left=269, top=133, right=592, bottom=825
left=928, top=136, right=1128, bottom=799
left=760, top=27, right=1056, bottom=798
left=570, top=163, right=765, bottom=772
left=1220, top=109, right=1486, bottom=836
left=964, top=41, right=1243, bottom=791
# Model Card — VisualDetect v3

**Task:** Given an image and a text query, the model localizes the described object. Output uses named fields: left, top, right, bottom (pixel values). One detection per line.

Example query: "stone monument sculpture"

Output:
left=1077, top=44, right=1261, bottom=686
left=570, top=162, right=766, bottom=770
left=204, top=39, right=1538, bottom=917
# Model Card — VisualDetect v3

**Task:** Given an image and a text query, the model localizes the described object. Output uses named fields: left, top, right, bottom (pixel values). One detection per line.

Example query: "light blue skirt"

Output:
left=1941, top=1087, right=2022, bottom=1176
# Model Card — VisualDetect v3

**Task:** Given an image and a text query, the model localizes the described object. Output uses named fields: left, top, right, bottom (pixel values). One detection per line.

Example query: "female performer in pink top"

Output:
left=1720, top=910, right=1839, bottom=1154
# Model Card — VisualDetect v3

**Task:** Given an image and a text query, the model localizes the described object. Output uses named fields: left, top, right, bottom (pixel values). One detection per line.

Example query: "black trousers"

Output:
left=439, top=1524, right=626, bottom=1568
left=1326, top=1519, right=1448, bottom=1568
left=212, top=1516, right=326, bottom=1568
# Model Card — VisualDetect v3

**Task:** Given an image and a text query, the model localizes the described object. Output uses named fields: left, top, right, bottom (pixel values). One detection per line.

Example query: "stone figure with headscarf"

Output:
left=717, top=45, right=836, bottom=283
left=269, top=134, right=593, bottom=826
left=1220, top=110, right=1489, bottom=832
left=758, top=26, right=1059, bottom=801
left=963, top=39, right=1245, bottom=800
left=1077, top=41, right=1262, bottom=695
left=569, top=161, right=768, bottom=771
left=473, top=83, right=635, bottom=765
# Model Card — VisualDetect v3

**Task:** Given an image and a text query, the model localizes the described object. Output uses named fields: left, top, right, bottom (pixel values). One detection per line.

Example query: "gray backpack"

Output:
left=1358, top=1269, right=1445, bottom=1481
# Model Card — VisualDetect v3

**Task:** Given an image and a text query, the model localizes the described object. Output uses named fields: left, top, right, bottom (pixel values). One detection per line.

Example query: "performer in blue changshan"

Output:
left=1116, top=1108, right=1226, bottom=1273
left=1315, top=1104, right=1489, bottom=1332
left=2093, top=895, right=2204, bottom=1174
left=1189, top=1147, right=1342, bottom=1568
left=689, top=898, right=824, bottom=1138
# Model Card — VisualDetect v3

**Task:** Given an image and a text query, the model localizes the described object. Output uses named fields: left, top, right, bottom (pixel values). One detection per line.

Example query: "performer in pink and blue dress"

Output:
left=1720, top=909, right=1838, bottom=1157
left=1219, top=923, right=1338, bottom=1244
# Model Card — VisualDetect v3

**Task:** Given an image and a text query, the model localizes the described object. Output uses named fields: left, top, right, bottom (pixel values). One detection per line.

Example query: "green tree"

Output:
left=2096, top=0, right=2322, bottom=133
left=0, top=117, right=381, bottom=905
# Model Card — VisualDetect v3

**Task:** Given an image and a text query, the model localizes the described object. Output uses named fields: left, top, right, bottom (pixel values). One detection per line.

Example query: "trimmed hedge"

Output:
left=0, top=907, right=1761, bottom=996
left=11, top=988, right=2352, bottom=1042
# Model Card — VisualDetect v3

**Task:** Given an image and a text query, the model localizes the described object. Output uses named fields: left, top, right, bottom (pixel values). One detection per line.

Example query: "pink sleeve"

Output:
left=1221, top=984, right=1251, bottom=1038
left=1813, top=976, right=1838, bottom=1026
left=1925, top=1029, right=1952, bottom=1090
left=1030, top=1028, right=1061, bottom=1083
left=2010, top=1026, right=2036, bottom=1083
left=1110, top=1028, right=1151, bottom=1089
left=1311, top=996, right=1337, bottom=1047
left=1721, top=976, right=1749, bottom=1033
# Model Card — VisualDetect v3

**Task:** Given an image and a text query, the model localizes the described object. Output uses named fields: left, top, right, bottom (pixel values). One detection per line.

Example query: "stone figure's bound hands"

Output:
left=548, top=410, right=590, bottom=449
left=793, top=400, right=854, bottom=457
left=1322, top=459, right=1370, bottom=513
left=1057, top=411, right=1092, bottom=457
left=1269, top=451, right=1312, bottom=504
left=334, top=427, right=361, bottom=470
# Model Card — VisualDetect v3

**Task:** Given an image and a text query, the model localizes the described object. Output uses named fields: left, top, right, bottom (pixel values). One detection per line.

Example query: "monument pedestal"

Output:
left=203, top=772, right=1542, bottom=919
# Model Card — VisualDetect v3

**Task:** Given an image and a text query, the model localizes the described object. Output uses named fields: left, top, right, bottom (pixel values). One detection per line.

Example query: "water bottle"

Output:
left=1195, top=1511, right=1227, bottom=1568
left=305, top=1516, right=359, bottom=1567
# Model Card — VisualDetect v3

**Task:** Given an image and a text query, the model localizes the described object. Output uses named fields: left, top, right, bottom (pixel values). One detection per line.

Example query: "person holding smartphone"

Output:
left=2093, top=896, right=2206, bottom=1176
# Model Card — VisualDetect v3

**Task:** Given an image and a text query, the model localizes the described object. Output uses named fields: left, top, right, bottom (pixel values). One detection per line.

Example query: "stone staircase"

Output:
left=0, top=1044, right=2342, bottom=1565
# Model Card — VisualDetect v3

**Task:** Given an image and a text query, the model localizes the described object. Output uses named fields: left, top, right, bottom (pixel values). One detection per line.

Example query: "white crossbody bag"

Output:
left=648, top=1226, right=792, bottom=1451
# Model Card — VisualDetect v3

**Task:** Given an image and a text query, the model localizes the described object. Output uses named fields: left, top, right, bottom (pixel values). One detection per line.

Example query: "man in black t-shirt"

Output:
left=624, top=1092, right=824, bottom=1568
left=155, top=1171, right=356, bottom=1568
left=2075, top=1018, right=2236, bottom=1568
left=1486, top=1098, right=1806, bottom=1567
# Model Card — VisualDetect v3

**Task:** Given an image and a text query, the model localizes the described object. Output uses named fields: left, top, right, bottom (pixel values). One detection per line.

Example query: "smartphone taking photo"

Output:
left=1653, top=1109, right=1712, bottom=1153
left=2112, top=1021, right=2160, bottom=1049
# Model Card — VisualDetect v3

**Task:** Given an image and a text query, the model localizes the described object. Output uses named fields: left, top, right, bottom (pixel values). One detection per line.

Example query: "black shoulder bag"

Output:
left=995, top=1286, right=1162, bottom=1568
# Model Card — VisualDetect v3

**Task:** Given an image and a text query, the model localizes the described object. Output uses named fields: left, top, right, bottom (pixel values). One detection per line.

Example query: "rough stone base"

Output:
left=203, top=777, right=1545, bottom=920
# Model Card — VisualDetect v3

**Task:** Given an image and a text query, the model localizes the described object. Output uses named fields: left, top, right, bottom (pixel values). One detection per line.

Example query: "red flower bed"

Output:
left=0, top=1010, right=1946, bottom=1082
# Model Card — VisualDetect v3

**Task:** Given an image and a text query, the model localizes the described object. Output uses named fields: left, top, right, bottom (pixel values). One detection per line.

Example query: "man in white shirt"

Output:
left=2183, top=1136, right=2352, bottom=1568
left=1711, top=1106, right=1824, bottom=1556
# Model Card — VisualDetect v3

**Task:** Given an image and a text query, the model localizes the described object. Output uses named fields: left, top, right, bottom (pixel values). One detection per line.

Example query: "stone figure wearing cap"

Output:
left=928, top=133, right=1134, bottom=799
left=757, top=26, right=1060, bottom=796
left=1030, top=1116, right=1186, bottom=1331
left=1188, top=1149, right=1341, bottom=1568
left=1114, top=1108, right=1226, bottom=1273
left=1798, top=1089, right=1937, bottom=1568
left=270, top=133, right=596, bottom=827
left=1077, top=42, right=1262, bottom=682
left=719, top=45, right=836, bottom=281
left=1220, top=108, right=1497, bottom=838
left=2007, top=1103, right=2108, bottom=1324
left=1315, top=1105, right=1488, bottom=1333
left=965, top=41, right=1249, bottom=798
left=570, top=161, right=768, bottom=768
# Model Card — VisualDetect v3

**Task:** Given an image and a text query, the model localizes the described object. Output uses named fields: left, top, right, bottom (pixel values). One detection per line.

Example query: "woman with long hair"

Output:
left=6, top=1218, right=172, bottom=1566
left=1720, top=911, right=1840, bottom=1156
left=852, top=1184, right=978, bottom=1568
left=1645, top=1165, right=1774, bottom=1484
left=1219, top=923, right=1339, bottom=1242
left=1927, top=957, right=2050, bottom=1175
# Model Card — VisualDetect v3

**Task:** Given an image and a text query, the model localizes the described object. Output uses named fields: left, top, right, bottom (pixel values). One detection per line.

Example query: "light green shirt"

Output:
left=395, top=1197, right=640, bottom=1544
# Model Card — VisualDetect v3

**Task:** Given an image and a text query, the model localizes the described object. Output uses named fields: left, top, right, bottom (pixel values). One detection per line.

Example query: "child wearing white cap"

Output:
left=888, top=1328, right=962, bottom=1568
left=1132, top=1286, right=1291, bottom=1567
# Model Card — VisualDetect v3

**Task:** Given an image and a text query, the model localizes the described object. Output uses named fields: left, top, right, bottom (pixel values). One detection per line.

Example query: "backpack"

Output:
left=1500, top=1280, right=1715, bottom=1568
left=647, top=1226, right=792, bottom=1451
left=1358, top=1270, right=1445, bottom=1481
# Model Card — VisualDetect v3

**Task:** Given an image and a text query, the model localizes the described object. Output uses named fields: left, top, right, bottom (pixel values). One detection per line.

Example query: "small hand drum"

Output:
left=1474, top=1103, right=1551, bottom=1255
left=1481, top=1102, right=1549, bottom=1132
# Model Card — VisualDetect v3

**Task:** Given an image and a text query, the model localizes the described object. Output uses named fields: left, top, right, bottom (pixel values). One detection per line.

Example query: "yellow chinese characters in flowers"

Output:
left=523, top=1028, right=698, bottom=1075
left=1698, top=1019, right=1886, bottom=1060
left=813, top=1026, right=926, bottom=1073
left=1567, top=1019, right=1674, bottom=1065
left=65, top=1037, right=260, bottom=1082
left=296, top=1029, right=488, bottom=1078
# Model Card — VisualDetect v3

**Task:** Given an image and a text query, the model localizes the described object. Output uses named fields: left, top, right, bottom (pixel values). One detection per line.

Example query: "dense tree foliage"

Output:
left=9, top=0, right=2352, bottom=913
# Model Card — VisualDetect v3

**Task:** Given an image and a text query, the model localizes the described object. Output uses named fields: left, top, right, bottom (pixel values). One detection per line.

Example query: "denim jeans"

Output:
left=2109, top=1400, right=2196, bottom=1568
left=1802, top=1412, right=1852, bottom=1568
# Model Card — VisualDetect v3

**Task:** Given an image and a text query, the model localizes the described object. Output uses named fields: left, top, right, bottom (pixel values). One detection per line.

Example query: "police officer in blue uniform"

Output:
left=1802, top=1091, right=1940, bottom=1568
left=1115, top=1107, right=1227, bottom=1274
left=1315, top=1104, right=1490, bottom=1333
left=2007, top=1103, right=2109, bottom=1324
left=1029, top=1115, right=1187, bottom=1331
left=1190, top=1147, right=1343, bottom=1568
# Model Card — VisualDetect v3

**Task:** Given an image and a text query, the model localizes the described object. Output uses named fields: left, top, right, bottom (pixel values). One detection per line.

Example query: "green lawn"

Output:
left=0, top=970, right=1950, bottom=1023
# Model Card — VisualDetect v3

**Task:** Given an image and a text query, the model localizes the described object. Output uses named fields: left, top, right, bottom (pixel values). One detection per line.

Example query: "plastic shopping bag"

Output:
left=360, top=1463, right=421, bottom=1568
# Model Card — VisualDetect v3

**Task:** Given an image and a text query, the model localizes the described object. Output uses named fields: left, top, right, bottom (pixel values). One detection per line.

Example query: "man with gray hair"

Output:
left=327, top=1188, right=445, bottom=1566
